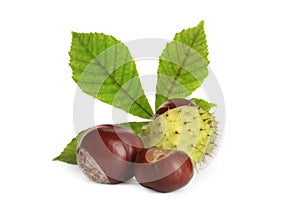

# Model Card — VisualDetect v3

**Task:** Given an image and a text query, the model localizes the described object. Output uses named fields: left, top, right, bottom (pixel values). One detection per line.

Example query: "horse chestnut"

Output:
left=134, top=147, right=194, bottom=192
left=154, top=98, right=196, bottom=118
left=77, top=124, right=143, bottom=184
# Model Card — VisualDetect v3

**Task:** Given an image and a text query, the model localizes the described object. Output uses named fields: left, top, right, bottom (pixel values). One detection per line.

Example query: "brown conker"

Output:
left=134, top=147, right=194, bottom=192
left=154, top=98, right=196, bottom=118
left=77, top=124, right=143, bottom=184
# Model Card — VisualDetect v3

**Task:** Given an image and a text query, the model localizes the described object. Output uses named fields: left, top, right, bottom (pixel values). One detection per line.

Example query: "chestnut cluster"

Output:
left=77, top=99, right=195, bottom=192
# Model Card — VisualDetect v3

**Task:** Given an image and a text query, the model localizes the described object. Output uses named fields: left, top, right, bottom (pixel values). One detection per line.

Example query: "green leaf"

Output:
left=53, top=130, right=87, bottom=165
left=191, top=98, right=217, bottom=111
left=155, top=21, right=209, bottom=109
left=53, top=122, right=149, bottom=164
left=70, top=32, right=153, bottom=119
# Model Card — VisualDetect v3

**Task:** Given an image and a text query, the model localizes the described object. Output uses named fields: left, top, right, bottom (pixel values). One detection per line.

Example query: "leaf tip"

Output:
left=198, top=20, right=205, bottom=27
left=52, top=154, right=62, bottom=162
left=71, top=31, right=79, bottom=37
left=71, top=31, right=85, bottom=41
left=210, top=103, right=217, bottom=108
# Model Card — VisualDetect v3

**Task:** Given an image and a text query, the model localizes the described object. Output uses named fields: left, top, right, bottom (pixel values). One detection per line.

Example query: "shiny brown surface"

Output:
left=77, top=125, right=143, bottom=184
left=154, top=98, right=196, bottom=118
left=134, top=147, right=194, bottom=192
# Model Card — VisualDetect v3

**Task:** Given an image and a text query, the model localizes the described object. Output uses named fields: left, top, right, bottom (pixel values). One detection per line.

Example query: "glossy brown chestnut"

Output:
left=134, top=147, right=194, bottom=192
left=77, top=124, right=143, bottom=184
left=154, top=98, right=196, bottom=118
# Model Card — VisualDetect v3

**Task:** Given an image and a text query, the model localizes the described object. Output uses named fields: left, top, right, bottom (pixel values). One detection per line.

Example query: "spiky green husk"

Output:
left=141, top=106, right=217, bottom=169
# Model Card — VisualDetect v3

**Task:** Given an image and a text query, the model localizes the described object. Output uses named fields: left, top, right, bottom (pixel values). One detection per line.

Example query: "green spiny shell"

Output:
left=141, top=105, right=217, bottom=169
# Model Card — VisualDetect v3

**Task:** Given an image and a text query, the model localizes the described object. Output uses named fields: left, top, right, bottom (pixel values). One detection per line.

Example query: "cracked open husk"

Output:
left=141, top=105, right=218, bottom=169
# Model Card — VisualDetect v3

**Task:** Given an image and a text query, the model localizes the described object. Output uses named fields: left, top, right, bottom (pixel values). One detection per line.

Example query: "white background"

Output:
left=1, top=0, right=299, bottom=218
